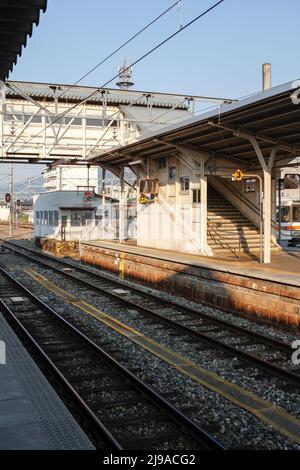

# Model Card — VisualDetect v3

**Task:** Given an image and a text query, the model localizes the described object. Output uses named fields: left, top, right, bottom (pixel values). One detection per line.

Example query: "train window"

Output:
left=292, top=205, right=300, bottom=222
left=280, top=207, right=291, bottom=222
left=43, top=211, right=49, bottom=225
left=35, top=211, right=40, bottom=224
left=49, top=211, right=54, bottom=226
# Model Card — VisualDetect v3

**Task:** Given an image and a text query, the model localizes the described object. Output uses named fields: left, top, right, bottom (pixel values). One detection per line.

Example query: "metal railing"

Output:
left=207, top=220, right=242, bottom=258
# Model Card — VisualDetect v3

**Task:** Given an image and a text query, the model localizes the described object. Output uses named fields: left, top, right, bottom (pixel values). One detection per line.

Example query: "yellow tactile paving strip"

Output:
left=25, top=267, right=300, bottom=446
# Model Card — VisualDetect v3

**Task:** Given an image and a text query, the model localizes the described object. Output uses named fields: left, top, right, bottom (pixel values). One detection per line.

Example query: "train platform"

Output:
left=81, top=239, right=300, bottom=287
left=0, top=312, right=94, bottom=450
left=79, top=240, right=300, bottom=326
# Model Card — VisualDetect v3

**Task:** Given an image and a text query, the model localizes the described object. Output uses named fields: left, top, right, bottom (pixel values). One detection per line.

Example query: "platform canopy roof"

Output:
left=0, top=0, right=47, bottom=81
left=88, top=80, right=300, bottom=171
left=5, top=79, right=230, bottom=109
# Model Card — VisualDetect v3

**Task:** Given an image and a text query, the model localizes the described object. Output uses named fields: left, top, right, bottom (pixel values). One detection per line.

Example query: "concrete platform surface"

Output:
left=83, top=240, right=300, bottom=288
left=0, top=313, right=94, bottom=450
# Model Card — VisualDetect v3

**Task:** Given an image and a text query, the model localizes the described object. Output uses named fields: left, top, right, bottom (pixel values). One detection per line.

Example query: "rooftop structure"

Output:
left=0, top=0, right=47, bottom=80
left=0, top=79, right=232, bottom=164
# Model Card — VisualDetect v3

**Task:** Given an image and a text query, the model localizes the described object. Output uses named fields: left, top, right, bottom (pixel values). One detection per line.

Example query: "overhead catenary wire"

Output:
left=57, top=1, right=182, bottom=99
left=11, top=0, right=225, bottom=156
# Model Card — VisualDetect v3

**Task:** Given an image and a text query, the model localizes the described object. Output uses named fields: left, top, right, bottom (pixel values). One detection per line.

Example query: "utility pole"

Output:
left=9, top=162, right=13, bottom=237
left=8, top=121, right=15, bottom=238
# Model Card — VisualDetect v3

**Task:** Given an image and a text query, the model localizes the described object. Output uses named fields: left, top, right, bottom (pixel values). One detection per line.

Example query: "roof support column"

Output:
left=119, top=168, right=127, bottom=242
left=243, top=137, right=278, bottom=264
left=0, top=80, right=5, bottom=158
left=200, top=171, right=208, bottom=254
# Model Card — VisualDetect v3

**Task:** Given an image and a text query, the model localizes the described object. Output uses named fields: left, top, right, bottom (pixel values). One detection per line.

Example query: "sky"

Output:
left=5, top=0, right=300, bottom=190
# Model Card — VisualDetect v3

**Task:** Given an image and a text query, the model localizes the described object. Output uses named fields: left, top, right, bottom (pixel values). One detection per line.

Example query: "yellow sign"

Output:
left=233, top=169, right=245, bottom=181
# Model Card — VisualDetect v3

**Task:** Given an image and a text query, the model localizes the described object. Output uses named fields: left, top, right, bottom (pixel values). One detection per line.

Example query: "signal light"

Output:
left=84, top=191, right=92, bottom=201
left=5, top=193, right=11, bottom=204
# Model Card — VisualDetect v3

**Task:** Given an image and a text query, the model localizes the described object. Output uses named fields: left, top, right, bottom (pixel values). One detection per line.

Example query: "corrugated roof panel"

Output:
left=121, top=105, right=192, bottom=134
left=6, top=81, right=189, bottom=109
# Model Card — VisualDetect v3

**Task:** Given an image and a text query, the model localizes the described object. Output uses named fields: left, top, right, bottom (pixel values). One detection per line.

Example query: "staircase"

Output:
left=207, top=185, right=278, bottom=257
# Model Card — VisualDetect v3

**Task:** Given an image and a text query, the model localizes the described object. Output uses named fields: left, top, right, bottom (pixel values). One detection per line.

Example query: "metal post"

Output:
left=87, top=163, right=90, bottom=190
left=199, top=174, right=207, bottom=254
left=9, top=162, right=13, bottom=238
left=278, top=178, right=284, bottom=246
left=119, top=168, right=127, bottom=242
left=263, top=169, right=271, bottom=263
left=243, top=174, right=263, bottom=263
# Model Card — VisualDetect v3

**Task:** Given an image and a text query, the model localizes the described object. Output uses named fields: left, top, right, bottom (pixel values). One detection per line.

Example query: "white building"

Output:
left=43, top=164, right=99, bottom=192
left=33, top=190, right=118, bottom=242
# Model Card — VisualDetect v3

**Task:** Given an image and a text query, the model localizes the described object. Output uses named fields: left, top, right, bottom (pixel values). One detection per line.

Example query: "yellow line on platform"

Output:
left=24, top=267, right=300, bottom=446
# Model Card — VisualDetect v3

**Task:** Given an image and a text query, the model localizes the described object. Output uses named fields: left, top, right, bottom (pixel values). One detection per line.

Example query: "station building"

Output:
left=1, top=78, right=229, bottom=247
left=87, top=79, right=300, bottom=264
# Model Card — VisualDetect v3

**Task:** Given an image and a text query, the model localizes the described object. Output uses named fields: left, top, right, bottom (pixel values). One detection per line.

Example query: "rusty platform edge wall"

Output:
left=79, top=243, right=300, bottom=327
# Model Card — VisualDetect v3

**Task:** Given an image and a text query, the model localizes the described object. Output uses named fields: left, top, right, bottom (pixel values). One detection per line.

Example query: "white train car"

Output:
left=277, top=200, right=300, bottom=245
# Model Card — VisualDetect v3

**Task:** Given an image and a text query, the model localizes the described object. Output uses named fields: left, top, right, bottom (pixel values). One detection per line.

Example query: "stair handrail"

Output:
left=214, top=176, right=278, bottom=230
left=207, top=219, right=241, bottom=258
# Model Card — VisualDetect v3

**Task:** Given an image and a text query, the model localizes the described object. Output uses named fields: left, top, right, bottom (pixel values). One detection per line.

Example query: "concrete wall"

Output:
left=137, top=155, right=203, bottom=253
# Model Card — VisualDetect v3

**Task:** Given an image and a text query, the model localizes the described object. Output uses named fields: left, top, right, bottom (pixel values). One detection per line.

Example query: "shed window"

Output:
left=81, top=212, right=93, bottom=225
left=54, top=211, right=59, bottom=226
left=71, top=212, right=81, bottom=226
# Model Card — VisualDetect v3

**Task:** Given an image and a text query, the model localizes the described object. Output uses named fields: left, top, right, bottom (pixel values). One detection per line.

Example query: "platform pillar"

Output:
left=200, top=174, right=207, bottom=254
left=119, top=168, right=127, bottom=242
left=263, top=169, right=272, bottom=264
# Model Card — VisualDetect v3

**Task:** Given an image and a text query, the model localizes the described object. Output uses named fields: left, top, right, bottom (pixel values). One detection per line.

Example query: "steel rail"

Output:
left=2, top=240, right=299, bottom=388
left=0, top=264, right=223, bottom=451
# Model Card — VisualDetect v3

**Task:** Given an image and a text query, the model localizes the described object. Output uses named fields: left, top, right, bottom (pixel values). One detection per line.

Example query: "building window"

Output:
left=180, top=176, right=190, bottom=191
left=192, top=189, right=201, bottom=203
left=71, top=212, right=81, bottom=227
left=86, top=118, right=104, bottom=127
left=168, top=166, right=176, bottom=181
left=49, top=211, right=54, bottom=226
left=156, top=157, right=166, bottom=170
left=244, top=178, right=257, bottom=193
left=81, top=212, right=93, bottom=225
left=54, top=211, right=59, bottom=226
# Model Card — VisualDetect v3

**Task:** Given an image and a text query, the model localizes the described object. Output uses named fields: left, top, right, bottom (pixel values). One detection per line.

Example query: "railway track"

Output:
left=1, top=240, right=299, bottom=390
left=0, top=265, right=222, bottom=450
